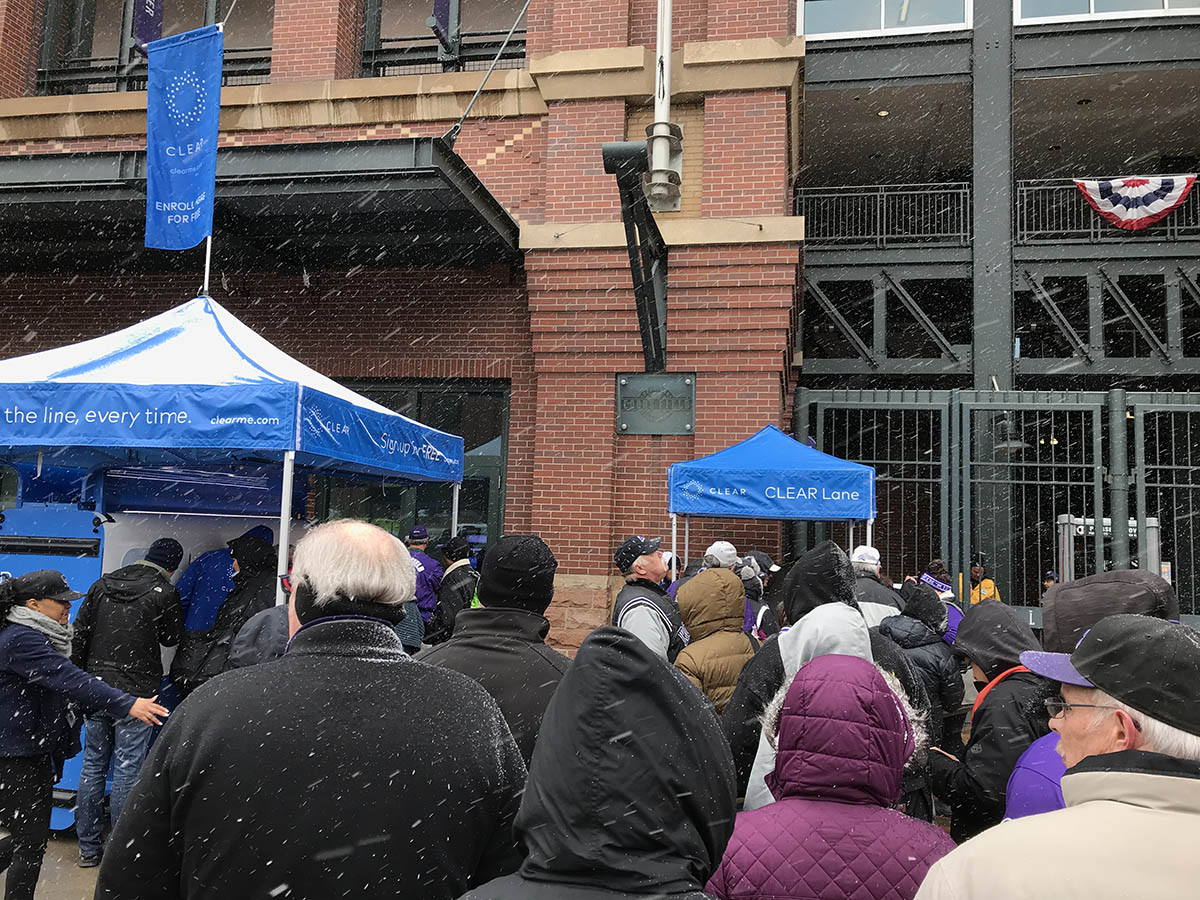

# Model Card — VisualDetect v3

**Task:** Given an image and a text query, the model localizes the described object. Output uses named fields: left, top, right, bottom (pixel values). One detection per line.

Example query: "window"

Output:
left=314, top=381, right=509, bottom=552
left=801, top=0, right=971, bottom=38
left=1015, top=0, right=1200, bottom=23
left=364, top=0, right=527, bottom=76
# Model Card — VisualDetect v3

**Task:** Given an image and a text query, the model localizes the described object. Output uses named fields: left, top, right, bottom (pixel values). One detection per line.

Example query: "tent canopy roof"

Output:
left=0, top=297, right=463, bottom=483
left=667, top=424, right=876, bottom=521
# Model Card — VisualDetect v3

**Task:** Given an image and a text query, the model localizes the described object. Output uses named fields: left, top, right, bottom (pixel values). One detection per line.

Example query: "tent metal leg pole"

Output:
left=671, top=514, right=677, bottom=579
left=275, top=450, right=295, bottom=605
left=684, top=517, right=689, bottom=566
left=866, top=518, right=874, bottom=547
left=201, top=236, right=213, bottom=298
left=849, top=523, right=855, bottom=553
left=450, top=482, right=461, bottom=537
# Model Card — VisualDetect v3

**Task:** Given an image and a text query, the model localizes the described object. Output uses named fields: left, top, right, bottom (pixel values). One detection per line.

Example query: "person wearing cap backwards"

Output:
left=850, top=544, right=903, bottom=626
left=72, top=536, right=184, bottom=867
left=0, top=570, right=166, bottom=899
left=1005, top=569, right=1179, bottom=819
left=612, top=535, right=690, bottom=662
left=418, top=534, right=570, bottom=766
left=916, top=613, right=1200, bottom=899
left=407, top=524, right=445, bottom=627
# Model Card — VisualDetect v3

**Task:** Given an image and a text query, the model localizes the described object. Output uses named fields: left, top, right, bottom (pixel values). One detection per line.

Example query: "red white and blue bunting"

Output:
left=1073, top=175, right=1196, bottom=231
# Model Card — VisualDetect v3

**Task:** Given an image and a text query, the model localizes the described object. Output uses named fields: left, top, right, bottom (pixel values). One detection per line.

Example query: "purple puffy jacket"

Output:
left=707, top=654, right=956, bottom=900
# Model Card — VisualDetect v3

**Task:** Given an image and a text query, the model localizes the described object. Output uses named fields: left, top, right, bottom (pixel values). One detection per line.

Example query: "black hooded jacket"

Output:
left=721, top=541, right=859, bottom=793
left=460, top=627, right=737, bottom=900
left=879, top=583, right=964, bottom=736
left=171, top=536, right=277, bottom=693
left=73, top=562, right=183, bottom=695
left=929, top=600, right=1050, bottom=842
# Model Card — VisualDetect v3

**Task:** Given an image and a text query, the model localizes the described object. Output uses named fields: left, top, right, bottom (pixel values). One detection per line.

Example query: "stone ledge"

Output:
left=521, top=216, right=804, bottom=250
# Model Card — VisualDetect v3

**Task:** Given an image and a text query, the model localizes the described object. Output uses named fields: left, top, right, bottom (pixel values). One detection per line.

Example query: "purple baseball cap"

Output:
left=1020, top=647, right=1094, bottom=687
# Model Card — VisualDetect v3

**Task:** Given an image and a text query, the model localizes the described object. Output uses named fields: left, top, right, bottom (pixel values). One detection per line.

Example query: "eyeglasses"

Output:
left=278, top=573, right=293, bottom=594
left=1044, top=697, right=1142, bottom=731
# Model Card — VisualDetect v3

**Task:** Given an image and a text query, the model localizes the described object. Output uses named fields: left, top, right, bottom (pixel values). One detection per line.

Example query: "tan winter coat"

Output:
left=914, top=749, right=1200, bottom=900
left=674, top=568, right=757, bottom=714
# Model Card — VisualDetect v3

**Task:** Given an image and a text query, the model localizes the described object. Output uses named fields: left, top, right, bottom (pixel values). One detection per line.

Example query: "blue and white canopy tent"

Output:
left=666, top=424, right=877, bottom=568
left=0, top=296, right=464, bottom=597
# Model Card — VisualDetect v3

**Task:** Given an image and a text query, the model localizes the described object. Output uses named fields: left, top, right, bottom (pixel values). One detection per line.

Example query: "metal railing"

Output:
left=1016, top=178, right=1200, bottom=244
left=37, top=46, right=272, bottom=95
left=795, top=183, right=972, bottom=249
left=361, top=30, right=527, bottom=78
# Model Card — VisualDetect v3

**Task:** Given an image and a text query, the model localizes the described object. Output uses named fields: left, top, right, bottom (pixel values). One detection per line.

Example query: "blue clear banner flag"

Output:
left=145, top=24, right=223, bottom=250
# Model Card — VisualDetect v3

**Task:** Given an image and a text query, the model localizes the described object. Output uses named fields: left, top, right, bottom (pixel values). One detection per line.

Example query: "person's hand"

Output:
left=930, top=746, right=958, bottom=762
left=904, top=575, right=918, bottom=584
left=129, top=696, right=169, bottom=726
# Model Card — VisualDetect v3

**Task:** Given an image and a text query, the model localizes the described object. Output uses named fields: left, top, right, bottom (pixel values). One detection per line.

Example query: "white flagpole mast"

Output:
left=200, top=235, right=213, bottom=296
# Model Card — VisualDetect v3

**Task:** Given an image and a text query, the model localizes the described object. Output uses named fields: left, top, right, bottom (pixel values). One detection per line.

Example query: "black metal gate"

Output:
left=798, top=389, right=1200, bottom=620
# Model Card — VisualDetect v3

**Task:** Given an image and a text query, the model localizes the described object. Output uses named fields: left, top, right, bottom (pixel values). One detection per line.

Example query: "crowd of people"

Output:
left=0, top=519, right=1198, bottom=899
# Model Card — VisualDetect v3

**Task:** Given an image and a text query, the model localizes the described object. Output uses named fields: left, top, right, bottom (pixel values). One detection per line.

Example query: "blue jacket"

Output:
left=176, top=549, right=234, bottom=632
left=0, top=623, right=133, bottom=759
left=410, top=551, right=444, bottom=624
left=1004, top=731, right=1066, bottom=819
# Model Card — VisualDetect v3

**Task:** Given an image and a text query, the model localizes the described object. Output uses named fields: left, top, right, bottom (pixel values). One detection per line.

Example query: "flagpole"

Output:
left=201, top=235, right=213, bottom=297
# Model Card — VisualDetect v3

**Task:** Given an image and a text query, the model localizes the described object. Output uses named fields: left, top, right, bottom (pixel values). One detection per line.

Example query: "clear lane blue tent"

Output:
left=0, top=296, right=465, bottom=592
left=667, top=424, right=876, bottom=565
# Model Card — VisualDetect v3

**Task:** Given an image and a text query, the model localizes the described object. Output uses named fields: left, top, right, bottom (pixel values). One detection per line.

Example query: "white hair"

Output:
left=1084, top=687, right=1200, bottom=763
left=291, top=519, right=415, bottom=608
left=852, top=560, right=879, bottom=575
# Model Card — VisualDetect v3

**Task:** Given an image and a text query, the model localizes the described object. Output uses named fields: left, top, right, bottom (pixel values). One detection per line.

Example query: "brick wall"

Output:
left=703, top=90, right=791, bottom=217
left=0, top=266, right=537, bottom=534
left=544, top=99, right=626, bottom=223
left=0, top=0, right=40, bottom=98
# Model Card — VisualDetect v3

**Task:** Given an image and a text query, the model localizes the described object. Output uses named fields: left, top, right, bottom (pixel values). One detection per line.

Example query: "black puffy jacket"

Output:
left=929, top=600, right=1050, bottom=842
left=878, top=614, right=964, bottom=741
left=459, top=627, right=736, bottom=900
left=425, top=560, right=480, bottom=645
left=72, top=562, right=183, bottom=696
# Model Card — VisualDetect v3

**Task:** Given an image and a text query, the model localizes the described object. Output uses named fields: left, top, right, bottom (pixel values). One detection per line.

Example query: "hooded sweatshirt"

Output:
left=674, top=569, right=759, bottom=714
left=742, top=602, right=873, bottom=810
left=176, top=525, right=274, bottom=631
left=929, top=600, right=1049, bottom=842
left=459, top=626, right=737, bottom=900
left=72, top=561, right=184, bottom=695
left=709, top=655, right=955, bottom=900
left=722, top=541, right=862, bottom=794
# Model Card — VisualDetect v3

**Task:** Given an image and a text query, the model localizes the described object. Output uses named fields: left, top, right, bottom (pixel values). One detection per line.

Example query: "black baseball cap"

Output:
left=1022, top=614, right=1200, bottom=737
left=614, top=535, right=662, bottom=574
left=8, top=569, right=84, bottom=604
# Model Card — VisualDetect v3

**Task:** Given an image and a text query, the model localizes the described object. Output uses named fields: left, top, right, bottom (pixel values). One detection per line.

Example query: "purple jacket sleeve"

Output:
left=412, top=553, right=444, bottom=622
left=9, top=628, right=134, bottom=716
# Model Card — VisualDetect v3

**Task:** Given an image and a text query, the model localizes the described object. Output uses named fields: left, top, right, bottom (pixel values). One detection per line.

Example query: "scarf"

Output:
left=5, top=605, right=74, bottom=656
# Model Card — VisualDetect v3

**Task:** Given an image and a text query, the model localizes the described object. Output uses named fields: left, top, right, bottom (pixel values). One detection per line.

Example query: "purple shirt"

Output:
left=410, top=550, right=444, bottom=624
left=1004, top=731, right=1066, bottom=819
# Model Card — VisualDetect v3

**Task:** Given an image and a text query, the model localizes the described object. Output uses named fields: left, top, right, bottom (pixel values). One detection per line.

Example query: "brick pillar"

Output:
left=0, top=0, right=41, bottom=97
left=270, top=0, right=362, bottom=82
left=703, top=89, right=791, bottom=218
left=706, top=0, right=791, bottom=40
left=527, top=242, right=800, bottom=653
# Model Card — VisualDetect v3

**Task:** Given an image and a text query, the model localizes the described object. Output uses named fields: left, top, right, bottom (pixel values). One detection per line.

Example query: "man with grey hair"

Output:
left=916, top=614, right=1200, bottom=899
left=849, top=544, right=902, bottom=627
left=96, top=519, right=526, bottom=900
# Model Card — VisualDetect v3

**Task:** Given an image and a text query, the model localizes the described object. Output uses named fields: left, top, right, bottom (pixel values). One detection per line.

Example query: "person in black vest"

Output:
left=418, top=533, right=570, bottom=765
left=611, top=535, right=690, bottom=662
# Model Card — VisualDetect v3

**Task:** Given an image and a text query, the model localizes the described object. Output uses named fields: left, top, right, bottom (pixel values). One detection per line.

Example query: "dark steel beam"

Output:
left=1016, top=242, right=1200, bottom=263
left=805, top=33, right=971, bottom=87
left=1021, top=270, right=1092, bottom=364
left=1179, top=267, right=1200, bottom=312
left=804, top=247, right=972, bottom=267
left=882, top=269, right=960, bottom=361
left=1018, top=358, right=1200, bottom=377
left=1015, top=17, right=1200, bottom=77
left=972, top=0, right=1014, bottom=389
left=1099, top=267, right=1172, bottom=363
left=803, top=356, right=971, bottom=376
left=803, top=275, right=876, bottom=368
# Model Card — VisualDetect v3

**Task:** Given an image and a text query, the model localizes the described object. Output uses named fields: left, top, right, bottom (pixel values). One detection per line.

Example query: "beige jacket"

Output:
left=915, top=749, right=1200, bottom=900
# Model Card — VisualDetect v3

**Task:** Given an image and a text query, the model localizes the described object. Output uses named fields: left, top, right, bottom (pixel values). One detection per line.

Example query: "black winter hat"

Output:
left=145, top=538, right=184, bottom=572
left=900, top=581, right=948, bottom=634
left=479, top=534, right=558, bottom=614
left=228, top=534, right=275, bottom=575
left=1041, top=569, right=1178, bottom=653
left=442, top=535, right=472, bottom=562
